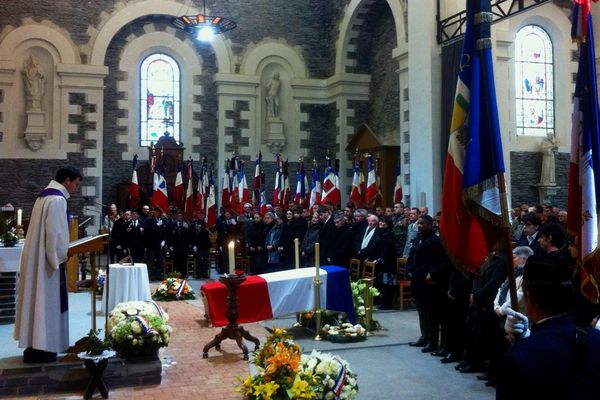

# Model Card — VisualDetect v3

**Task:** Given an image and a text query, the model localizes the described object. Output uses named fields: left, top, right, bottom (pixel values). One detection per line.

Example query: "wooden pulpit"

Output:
left=68, top=234, right=107, bottom=331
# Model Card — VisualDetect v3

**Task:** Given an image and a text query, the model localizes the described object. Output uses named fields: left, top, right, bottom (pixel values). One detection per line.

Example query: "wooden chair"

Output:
left=349, top=258, right=361, bottom=281
left=362, top=260, right=377, bottom=280
left=186, top=254, right=196, bottom=278
left=396, top=257, right=413, bottom=310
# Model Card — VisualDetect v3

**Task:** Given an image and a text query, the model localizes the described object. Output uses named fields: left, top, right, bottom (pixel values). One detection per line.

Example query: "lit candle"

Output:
left=294, top=238, right=300, bottom=269
left=17, top=209, right=22, bottom=226
left=228, top=241, right=235, bottom=275
left=314, top=242, right=320, bottom=279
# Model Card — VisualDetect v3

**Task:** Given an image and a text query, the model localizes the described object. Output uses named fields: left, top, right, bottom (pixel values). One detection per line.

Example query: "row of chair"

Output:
left=348, top=257, right=414, bottom=310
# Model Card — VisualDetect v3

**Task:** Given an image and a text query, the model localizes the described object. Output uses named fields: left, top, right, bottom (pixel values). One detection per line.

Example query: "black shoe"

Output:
left=431, top=349, right=449, bottom=357
left=459, top=364, right=483, bottom=373
left=421, top=345, right=437, bottom=353
left=23, top=348, right=57, bottom=364
left=409, top=338, right=428, bottom=347
left=477, top=374, right=491, bottom=381
left=485, top=379, right=497, bottom=387
left=441, top=354, right=460, bottom=364
left=455, top=361, right=471, bottom=371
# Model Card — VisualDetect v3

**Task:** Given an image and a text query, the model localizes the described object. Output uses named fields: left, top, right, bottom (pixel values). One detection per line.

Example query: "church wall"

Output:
left=510, top=152, right=569, bottom=208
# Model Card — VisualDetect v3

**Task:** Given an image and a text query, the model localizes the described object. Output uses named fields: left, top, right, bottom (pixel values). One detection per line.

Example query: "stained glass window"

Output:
left=515, top=25, right=554, bottom=136
left=140, top=53, right=180, bottom=146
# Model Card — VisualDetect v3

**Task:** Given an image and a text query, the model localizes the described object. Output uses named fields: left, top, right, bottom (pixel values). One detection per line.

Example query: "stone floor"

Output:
left=1, top=277, right=496, bottom=400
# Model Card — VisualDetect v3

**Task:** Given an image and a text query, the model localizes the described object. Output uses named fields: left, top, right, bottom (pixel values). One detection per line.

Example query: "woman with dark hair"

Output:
left=300, top=212, right=322, bottom=268
left=265, top=212, right=283, bottom=273
left=375, top=217, right=398, bottom=310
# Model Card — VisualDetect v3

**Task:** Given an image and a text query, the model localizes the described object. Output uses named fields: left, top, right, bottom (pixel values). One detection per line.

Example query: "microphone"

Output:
left=78, top=217, right=93, bottom=228
left=85, top=207, right=102, bottom=214
left=83, top=196, right=109, bottom=208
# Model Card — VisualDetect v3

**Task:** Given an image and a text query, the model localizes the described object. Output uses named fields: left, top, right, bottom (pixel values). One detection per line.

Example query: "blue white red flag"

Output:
left=273, top=154, right=282, bottom=205
left=173, top=159, right=184, bottom=212
left=253, top=152, right=262, bottom=207
left=129, top=154, right=140, bottom=210
left=295, top=159, right=306, bottom=205
left=439, top=0, right=510, bottom=274
left=185, top=159, right=195, bottom=220
left=309, top=166, right=322, bottom=209
left=153, top=165, right=169, bottom=214
left=238, top=161, right=250, bottom=214
left=206, top=168, right=217, bottom=228
left=350, top=157, right=362, bottom=207
left=221, top=160, right=231, bottom=211
left=393, top=164, right=403, bottom=204
left=568, top=2, right=600, bottom=303
left=365, top=153, right=378, bottom=206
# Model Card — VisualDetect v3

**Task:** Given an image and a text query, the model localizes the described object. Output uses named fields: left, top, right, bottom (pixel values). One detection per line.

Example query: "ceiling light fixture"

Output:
left=173, top=0, right=236, bottom=42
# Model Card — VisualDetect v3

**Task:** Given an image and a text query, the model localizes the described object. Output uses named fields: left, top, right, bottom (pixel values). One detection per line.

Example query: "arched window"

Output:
left=140, top=53, right=180, bottom=146
left=514, top=25, right=554, bottom=137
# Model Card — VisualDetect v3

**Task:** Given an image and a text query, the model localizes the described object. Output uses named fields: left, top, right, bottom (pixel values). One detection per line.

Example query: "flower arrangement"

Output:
left=106, top=300, right=171, bottom=357
left=96, top=270, right=106, bottom=296
left=350, top=281, right=380, bottom=329
left=239, top=328, right=359, bottom=400
left=321, top=323, right=366, bottom=343
left=301, top=349, right=359, bottom=399
left=152, top=273, right=196, bottom=301
left=0, top=216, right=18, bottom=247
left=84, top=329, right=110, bottom=356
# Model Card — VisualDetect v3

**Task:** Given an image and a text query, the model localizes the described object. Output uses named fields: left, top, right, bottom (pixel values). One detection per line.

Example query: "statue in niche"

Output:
left=22, top=55, right=46, bottom=111
left=539, top=133, right=559, bottom=185
left=265, top=72, right=281, bottom=118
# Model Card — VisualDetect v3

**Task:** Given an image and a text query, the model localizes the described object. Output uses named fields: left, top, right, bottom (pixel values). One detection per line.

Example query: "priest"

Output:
left=13, top=166, right=82, bottom=363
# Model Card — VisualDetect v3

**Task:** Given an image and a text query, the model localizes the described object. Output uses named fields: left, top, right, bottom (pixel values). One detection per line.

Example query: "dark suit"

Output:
left=355, top=225, right=379, bottom=262
left=317, top=216, right=336, bottom=265
left=497, top=315, right=600, bottom=400
left=124, top=219, right=145, bottom=262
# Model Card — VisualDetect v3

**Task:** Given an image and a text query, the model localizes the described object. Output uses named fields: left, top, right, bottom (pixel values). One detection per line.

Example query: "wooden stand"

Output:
left=202, top=274, right=260, bottom=360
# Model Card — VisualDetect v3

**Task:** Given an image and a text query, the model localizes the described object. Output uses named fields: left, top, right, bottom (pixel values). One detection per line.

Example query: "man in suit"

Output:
left=497, top=261, right=600, bottom=399
left=168, top=211, right=191, bottom=277
left=145, top=207, right=167, bottom=280
left=517, top=212, right=541, bottom=255
left=355, top=213, right=379, bottom=262
left=317, top=205, right=336, bottom=265
left=124, top=210, right=145, bottom=262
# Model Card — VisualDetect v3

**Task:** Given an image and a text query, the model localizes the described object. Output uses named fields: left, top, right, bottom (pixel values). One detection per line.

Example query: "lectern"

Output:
left=68, top=234, right=107, bottom=331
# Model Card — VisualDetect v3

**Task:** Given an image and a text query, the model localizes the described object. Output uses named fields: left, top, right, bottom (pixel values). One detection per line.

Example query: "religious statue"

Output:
left=22, top=55, right=46, bottom=111
left=265, top=72, right=281, bottom=118
left=539, top=133, right=559, bottom=185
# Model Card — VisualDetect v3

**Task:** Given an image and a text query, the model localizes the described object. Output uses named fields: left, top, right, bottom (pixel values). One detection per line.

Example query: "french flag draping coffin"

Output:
left=200, top=266, right=356, bottom=327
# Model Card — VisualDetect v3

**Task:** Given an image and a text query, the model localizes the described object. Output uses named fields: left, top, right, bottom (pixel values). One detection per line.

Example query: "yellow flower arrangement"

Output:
left=239, top=328, right=358, bottom=399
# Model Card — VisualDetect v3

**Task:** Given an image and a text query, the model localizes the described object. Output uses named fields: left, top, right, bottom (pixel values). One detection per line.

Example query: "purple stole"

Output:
left=38, top=187, right=69, bottom=313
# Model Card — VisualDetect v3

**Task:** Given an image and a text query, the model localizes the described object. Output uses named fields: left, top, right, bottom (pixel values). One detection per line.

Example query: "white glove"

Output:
left=498, top=303, right=512, bottom=316
left=116, top=245, right=122, bottom=250
left=193, top=246, right=198, bottom=252
left=504, top=308, right=530, bottom=340
left=160, top=240, right=166, bottom=248
left=169, top=246, right=173, bottom=252
left=157, top=220, right=163, bottom=226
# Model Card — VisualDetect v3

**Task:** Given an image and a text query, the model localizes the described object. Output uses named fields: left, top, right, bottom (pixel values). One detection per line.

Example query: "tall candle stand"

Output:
left=202, top=273, right=260, bottom=360
left=313, top=242, right=322, bottom=340
left=362, top=278, right=374, bottom=335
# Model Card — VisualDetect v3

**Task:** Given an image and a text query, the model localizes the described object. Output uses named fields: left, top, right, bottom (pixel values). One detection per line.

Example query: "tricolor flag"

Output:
left=129, top=154, right=140, bottom=210
left=309, top=166, right=322, bottom=209
left=185, top=159, right=195, bottom=220
left=152, top=165, right=169, bottom=214
left=253, top=152, right=262, bottom=207
left=350, top=157, right=362, bottom=207
left=259, top=189, right=267, bottom=216
left=567, top=0, right=600, bottom=303
left=202, top=157, right=210, bottom=211
left=322, top=156, right=340, bottom=207
left=206, top=168, right=217, bottom=228
left=365, top=154, right=378, bottom=206
left=230, top=158, right=240, bottom=214
left=194, top=160, right=205, bottom=218
left=282, top=159, right=291, bottom=208
left=221, top=160, right=231, bottom=211
left=439, top=0, right=510, bottom=274
left=273, top=154, right=282, bottom=205
left=295, top=159, right=306, bottom=205
left=238, top=161, right=250, bottom=214
left=173, top=159, right=184, bottom=212
left=393, top=164, right=403, bottom=204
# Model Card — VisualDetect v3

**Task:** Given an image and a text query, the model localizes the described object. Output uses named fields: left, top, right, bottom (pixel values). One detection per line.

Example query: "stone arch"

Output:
left=335, top=0, right=405, bottom=75
left=0, top=24, right=80, bottom=64
left=240, top=40, right=307, bottom=78
left=116, top=29, right=205, bottom=161
left=87, top=0, right=233, bottom=73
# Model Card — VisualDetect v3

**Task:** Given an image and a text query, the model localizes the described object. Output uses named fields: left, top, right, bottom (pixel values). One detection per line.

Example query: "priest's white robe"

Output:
left=13, top=180, right=70, bottom=352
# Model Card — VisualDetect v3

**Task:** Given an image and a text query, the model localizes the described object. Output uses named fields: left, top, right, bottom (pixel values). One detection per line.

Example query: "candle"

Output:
left=314, top=242, right=320, bottom=279
left=294, top=238, right=300, bottom=269
left=228, top=241, right=235, bottom=275
left=17, top=209, right=22, bottom=226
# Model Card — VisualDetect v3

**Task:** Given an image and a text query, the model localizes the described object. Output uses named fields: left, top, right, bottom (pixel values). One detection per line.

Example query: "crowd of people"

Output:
left=103, top=198, right=600, bottom=397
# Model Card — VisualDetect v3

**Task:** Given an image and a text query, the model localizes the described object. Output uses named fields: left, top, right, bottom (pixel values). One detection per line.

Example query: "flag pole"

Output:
left=498, top=174, right=518, bottom=310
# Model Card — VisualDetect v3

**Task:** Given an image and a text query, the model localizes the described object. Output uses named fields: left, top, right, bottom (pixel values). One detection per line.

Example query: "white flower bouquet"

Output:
left=301, top=349, right=359, bottom=399
left=106, top=300, right=171, bottom=357
left=350, top=281, right=380, bottom=328
left=321, top=323, right=367, bottom=343
left=152, top=273, right=195, bottom=301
